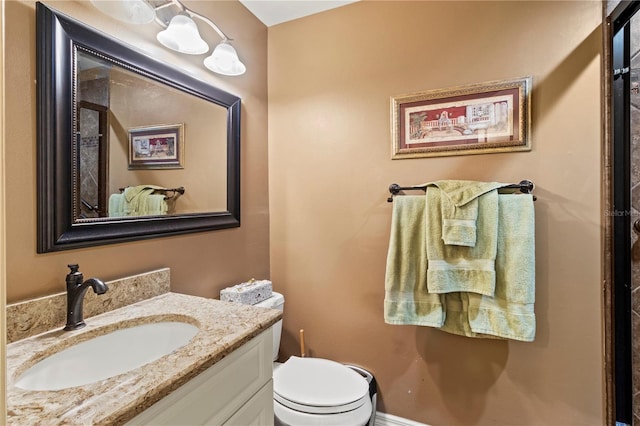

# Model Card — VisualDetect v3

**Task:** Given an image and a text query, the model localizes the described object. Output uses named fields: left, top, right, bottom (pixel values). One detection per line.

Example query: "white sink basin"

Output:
left=15, top=321, right=199, bottom=391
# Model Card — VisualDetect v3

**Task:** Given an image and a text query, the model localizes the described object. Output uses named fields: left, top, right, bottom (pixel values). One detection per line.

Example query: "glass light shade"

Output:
left=91, top=0, right=155, bottom=24
left=203, top=42, right=246, bottom=76
left=157, top=15, right=209, bottom=55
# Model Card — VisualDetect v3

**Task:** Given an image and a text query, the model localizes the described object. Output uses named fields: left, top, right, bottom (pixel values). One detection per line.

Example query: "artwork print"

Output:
left=128, top=124, right=184, bottom=169
left=391, top=77, right=531, bottom=158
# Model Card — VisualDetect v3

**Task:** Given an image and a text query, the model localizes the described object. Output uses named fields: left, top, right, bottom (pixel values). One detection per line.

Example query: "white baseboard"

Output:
left=373, top=411, right=429, bottom=426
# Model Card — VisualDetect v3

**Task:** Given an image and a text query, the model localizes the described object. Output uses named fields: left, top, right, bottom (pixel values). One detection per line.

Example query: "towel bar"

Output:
left=387, top=180, right=536, bottom=202
left=118, top=186, right=185, bottom=200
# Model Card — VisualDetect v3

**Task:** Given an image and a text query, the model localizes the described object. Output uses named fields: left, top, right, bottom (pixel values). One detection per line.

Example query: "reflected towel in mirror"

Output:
left=108, top=185, right=169, bottom=217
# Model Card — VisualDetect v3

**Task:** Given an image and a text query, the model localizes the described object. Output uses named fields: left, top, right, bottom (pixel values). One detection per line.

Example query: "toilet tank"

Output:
left=254, top=292, right=284, bottom=361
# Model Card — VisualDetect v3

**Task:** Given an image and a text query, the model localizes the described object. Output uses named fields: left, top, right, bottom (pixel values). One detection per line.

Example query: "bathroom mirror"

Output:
left=36, top=3, right=241, bottom=253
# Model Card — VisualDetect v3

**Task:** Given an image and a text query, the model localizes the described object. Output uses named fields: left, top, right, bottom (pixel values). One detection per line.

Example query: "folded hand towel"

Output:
left=431, top=180, right=507, bottom=247
left=426, top=186, right=499, bottom=296
left=442, top=197, right=478, bottom=247
left=384, top=196, right=445, bottom=326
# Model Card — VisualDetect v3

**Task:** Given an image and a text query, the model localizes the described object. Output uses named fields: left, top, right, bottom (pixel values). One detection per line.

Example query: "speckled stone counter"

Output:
left=7, top=268, right=171, bottom=343
left=6, top=292, right=282, bottom=425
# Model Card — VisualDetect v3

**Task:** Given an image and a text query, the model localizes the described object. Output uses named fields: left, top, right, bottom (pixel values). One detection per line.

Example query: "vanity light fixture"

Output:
left=156, top=14, right=209, bottom=55
left=90, top=0, right=246, bottom=76
left=204, top=40, right=246, bottom=76
left=91, top=0, right=156, bottom=24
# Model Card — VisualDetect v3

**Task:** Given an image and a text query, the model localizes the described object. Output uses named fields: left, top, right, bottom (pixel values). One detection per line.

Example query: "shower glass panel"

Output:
left=78, top=102, right=108, bottom=219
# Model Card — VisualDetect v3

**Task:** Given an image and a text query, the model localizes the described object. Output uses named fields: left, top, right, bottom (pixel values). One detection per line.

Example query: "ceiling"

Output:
left=239, top=0, right=358, bottom=27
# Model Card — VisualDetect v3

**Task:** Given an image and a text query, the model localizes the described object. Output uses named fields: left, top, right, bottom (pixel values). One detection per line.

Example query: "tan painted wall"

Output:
left=268, top=1, right=603, bottom=425
left=5, top=0, right=269, bottom=302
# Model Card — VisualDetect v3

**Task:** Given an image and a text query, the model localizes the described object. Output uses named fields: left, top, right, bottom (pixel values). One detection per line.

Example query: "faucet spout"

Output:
left=84, top=278, right=109, bottom=295
left=63, top=264, right=109, bottom=331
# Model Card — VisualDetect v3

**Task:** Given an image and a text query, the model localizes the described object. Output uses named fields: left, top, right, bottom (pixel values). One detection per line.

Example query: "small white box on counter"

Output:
left=220, top=279, right=273, bottom=305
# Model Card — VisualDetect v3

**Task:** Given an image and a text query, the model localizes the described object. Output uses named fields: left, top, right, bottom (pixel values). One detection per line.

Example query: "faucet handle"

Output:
left=66, top=264, right=83, bottom=286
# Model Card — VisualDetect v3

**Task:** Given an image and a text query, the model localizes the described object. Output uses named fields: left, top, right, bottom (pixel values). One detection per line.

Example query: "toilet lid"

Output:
left=273, top=356, right=369, bottom=414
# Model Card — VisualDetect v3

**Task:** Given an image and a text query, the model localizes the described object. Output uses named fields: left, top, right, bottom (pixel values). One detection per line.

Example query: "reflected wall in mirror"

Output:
left=76, top=50, right=228, bottom=220
left=37, top=3, right=241, bottom=253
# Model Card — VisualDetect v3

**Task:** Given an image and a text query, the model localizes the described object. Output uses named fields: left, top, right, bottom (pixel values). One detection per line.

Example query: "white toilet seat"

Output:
left=273, top=356, right=370, bottom=415
left=273, top=356, right=373, bottom=426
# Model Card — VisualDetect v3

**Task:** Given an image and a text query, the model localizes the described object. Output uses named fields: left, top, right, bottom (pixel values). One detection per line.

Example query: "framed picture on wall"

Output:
left=391, top=77, right=532, bottom=159
left=128, top=123, right=185, bottom=169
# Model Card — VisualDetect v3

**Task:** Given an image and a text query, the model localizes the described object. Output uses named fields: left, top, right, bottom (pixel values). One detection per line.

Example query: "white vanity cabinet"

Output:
left=126, top=328, right=274, bottom=426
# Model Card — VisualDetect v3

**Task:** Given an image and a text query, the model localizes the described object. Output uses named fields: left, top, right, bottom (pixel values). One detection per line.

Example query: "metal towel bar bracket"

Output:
left=387, top=180, right=536, bottom=202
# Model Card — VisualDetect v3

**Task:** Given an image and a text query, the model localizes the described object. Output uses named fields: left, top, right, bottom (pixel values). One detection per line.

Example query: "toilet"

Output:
left=254, top=292, right=376, bottom=426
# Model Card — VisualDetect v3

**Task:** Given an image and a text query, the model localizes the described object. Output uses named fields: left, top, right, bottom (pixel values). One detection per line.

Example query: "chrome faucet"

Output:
left=64, top=264, right=109, bottom=331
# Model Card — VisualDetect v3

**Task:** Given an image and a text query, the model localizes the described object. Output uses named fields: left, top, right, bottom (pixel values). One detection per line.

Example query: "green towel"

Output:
left=108, top=193, right=125, bottom=218
left=439, top=293, right=503, bottom=339
left=442, top=197, right=478, bottom=247
left=142, top=194, right=169, bottom=216
left=439, top=194, right=536, bottom=341
left=123, top=185, right=166, bottom=216
left=431, top=180, right=507, bottom=247
left=425, top=186, right=499, bottom=296
left=384, top=196, right=445, bottom=326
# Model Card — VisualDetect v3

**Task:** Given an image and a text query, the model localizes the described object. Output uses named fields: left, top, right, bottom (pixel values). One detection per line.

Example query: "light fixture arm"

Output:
left=187, top=11, right=230, bottom=41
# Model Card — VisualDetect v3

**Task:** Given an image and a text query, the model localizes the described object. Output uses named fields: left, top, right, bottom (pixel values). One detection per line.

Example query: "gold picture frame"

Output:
left=391, top=77, right=532, bottom=159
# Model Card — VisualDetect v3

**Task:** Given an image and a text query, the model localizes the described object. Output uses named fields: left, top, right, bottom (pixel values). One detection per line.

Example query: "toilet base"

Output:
left=274, top=397, right=373, bottom=426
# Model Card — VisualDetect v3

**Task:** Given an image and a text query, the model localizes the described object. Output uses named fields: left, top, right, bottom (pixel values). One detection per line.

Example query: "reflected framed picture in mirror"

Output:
left=128, top=124, right=185, bottom=169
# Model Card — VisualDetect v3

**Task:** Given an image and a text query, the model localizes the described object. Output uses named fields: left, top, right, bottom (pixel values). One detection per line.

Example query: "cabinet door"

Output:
left=224, top=380, right=274, bottom=426
left=126, top=328, right=272, bottom=426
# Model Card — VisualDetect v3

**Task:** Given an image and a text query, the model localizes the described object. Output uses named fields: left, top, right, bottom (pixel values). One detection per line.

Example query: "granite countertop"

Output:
left=6, top=292, right=282, bottom=425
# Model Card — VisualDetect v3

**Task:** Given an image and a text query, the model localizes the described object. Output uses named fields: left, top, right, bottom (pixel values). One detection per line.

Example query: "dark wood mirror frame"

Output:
left=36, top=2, right=241, bottom=253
